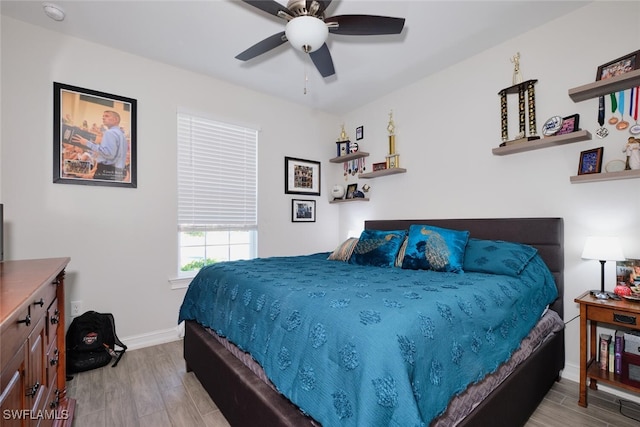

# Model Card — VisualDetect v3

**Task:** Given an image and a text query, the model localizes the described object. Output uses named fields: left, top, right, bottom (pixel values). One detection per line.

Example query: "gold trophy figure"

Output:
left=386, top=111, right=399, bottom=168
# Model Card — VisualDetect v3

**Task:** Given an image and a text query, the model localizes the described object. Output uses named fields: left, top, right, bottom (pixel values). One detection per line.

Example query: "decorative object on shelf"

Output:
left=542, top=116, right=563, bottom=136
left=510, top=52, right=523, bottom=85
left=285, top=156, right=321, bottom=196
left=498, top=78, right=539, bottom=144
left=582, top=235, right=625, bottom=300
left=372, top=162, right=387, bottom=172
left=53, top=82, right=137, bottom=188
left=596, top=96, right=609, bottom=139
left=623, top=137, right=640, bottom=170
left=335, top=124, right=351, bottom=157
left=362, top=183, right=371, bottom=192
left=292, top=199, right=316, bottom=223
left=556, top=114, right=580, bottom=136
left=596, top=50, right=640, bottom=81
left=630, top=86, right=640, bottom=135
left=331, top=184, right=345, bottom=200
left=353, top=190, right=365, bottom=198
left=605, top=159, right=626, bottom=173
left=578, top=147, right=603, bottom=175
left=386, top=110, right=400, bottom=168
left=356, top=126, right=363, bottom=140
left=345, top=183, right=357, bottom=199
left=349, top=141, right=359, bottom=153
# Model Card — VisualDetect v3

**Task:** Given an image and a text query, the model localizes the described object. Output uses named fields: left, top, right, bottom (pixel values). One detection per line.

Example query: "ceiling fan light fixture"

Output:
left=285, top=16, right=328, bottom=53
left=42, top=2, right=65, bottom=21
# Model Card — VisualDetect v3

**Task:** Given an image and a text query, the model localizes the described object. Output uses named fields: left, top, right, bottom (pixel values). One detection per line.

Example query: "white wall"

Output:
left=2, top=1, right=640, bottom=398
left=337, top=1, right=640, bottom=390
left=0, top=16, right=340, bottom=346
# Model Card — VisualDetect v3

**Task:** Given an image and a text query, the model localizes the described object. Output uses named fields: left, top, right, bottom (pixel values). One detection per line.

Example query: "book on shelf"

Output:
left=615, top=330, right=625, bottom=375
left=609, top=340, right=615, bottom=372
left=600, top=333, right=611, bottom=370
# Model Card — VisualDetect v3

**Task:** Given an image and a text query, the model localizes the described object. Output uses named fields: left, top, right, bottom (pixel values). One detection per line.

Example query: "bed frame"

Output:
left=184, top=217, right=564, bottom=426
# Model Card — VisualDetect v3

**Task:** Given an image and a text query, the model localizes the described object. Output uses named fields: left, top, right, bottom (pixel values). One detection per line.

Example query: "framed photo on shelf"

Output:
left=556, top=114, right=580, bottom=136
left=596, top=50, right=640, bottom=81
left=372, top=162, right=387, bottom=172
left=578, top=147, right=603, bottom=175
left=356, top=126, right=364, bottom=140
left=616, top=259, right=640, bottom=286
left=53, top=82, right=137, bottom=188
left=291, top=199, right=316, bottom=223
left=285, top=156, right=321, bottom=196
left=345, top=183, right=357, bottom=199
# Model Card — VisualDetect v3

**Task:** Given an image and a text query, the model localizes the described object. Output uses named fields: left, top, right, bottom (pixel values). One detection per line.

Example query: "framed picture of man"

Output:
left=53, top=82, right=137, bottom=188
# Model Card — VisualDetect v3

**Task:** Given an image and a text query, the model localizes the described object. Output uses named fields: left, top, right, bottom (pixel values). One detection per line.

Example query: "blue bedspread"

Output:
left=179, top=252, right=557, bottom=426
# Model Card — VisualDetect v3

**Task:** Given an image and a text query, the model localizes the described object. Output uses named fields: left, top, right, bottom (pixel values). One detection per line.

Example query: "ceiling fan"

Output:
left=235, top=0, right=405, bottom=78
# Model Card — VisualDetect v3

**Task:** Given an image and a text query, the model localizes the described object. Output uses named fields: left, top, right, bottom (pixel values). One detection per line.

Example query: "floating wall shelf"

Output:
left=570, top=169, right=640, bottom=184
left=492, top=130, right=592, bottom=155
left=568, top=69, right=640, bottom=102
left=329, top=152, right=369, bottom=163
left=329, top=198, right=370, bottom=204
left=359, top=168, right=407, bottom=179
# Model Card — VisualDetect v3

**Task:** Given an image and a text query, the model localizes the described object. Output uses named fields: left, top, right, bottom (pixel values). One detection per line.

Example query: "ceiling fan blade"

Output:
left=326, top=15, right=405, bottom=35
left=241, top=0, right=294, bottom=18
left=235, top=31, right=287, bottom=61
left=309, top=43, right=335, bottom=78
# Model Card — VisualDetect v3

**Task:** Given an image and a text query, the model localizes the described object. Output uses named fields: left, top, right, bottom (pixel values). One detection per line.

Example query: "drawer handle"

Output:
left=26, top=382, right=40, bottom=398
left=614, top=313, right=636, bottom=325
left=17, top=314, right=31, bottom=327
left=50, top=348, right=59, bottom=366
left=50, top=309, right=60, bottom=325
left=33, top=298, right=44, bottom=307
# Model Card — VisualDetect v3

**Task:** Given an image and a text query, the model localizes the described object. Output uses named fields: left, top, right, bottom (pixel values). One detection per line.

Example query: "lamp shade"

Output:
left=285, top=16, right=328, bottom=53
left=581, top=236, right=625, bottom=261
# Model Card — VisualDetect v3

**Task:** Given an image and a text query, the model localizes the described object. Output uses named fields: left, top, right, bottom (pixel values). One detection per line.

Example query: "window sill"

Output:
left=169, top=275, right=195, bottom=290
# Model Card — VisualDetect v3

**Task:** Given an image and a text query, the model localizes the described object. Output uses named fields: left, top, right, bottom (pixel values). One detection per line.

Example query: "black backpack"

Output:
left=66, top=311, right=127, bottom=374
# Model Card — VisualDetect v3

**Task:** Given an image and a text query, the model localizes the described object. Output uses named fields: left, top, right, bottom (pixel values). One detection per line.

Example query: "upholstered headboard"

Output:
left=364, top=218, right=564, bottom=318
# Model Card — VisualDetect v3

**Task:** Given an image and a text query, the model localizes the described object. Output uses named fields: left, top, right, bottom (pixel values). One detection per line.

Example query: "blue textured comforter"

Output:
left=179, top=252, right=557, bottom=426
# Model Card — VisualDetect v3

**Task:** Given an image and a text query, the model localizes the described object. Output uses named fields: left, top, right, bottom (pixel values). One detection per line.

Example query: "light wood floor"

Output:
left=67, top=340, right=640, bottom=427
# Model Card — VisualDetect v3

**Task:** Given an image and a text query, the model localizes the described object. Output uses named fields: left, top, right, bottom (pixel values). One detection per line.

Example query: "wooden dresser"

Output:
left=0, top=258, right=75, bottom=426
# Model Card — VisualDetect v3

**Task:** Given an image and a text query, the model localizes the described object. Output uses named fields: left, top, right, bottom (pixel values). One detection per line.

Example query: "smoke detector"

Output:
left=42, top=2, right=65, bottom=21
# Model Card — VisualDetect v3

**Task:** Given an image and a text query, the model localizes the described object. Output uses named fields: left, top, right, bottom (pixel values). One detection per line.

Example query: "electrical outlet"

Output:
left=70, top=300, right=82, bottom=316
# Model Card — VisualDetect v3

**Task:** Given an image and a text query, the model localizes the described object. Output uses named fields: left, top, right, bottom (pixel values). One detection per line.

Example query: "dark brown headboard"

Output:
left=365, top=218, right=564, bottom=318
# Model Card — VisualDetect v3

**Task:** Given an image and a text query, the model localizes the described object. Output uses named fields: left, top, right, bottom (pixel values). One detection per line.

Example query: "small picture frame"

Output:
left=285, top=156, right=321, bottom=196
left=345, top=183, right=357, bottom=199
left=556, top=114, right=580, bottom=136
left=292, top=199, right=315, bottom=222
left=356, top=126, right=364, bottom=140
left=616, top=259, right=640, bottom=286
left=372, top=162, right=387, bottom=172
left=596, top=50, right=640, bottom=81
left=578, top=147, right=603, bottom=175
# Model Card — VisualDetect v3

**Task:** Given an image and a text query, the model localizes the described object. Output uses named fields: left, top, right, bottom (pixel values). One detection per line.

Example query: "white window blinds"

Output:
left=177, top=113, right=258, bottom=230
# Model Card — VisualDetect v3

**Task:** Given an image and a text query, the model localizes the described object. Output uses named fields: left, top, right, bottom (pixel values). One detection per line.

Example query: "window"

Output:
left=177, top=112, right=258, bottom=274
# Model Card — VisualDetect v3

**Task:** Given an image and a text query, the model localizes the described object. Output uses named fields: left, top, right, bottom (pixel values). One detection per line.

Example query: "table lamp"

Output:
left=581, top=236, right=625, bottom=299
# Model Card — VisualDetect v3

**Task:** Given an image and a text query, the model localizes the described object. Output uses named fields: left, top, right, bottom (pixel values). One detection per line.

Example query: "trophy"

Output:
left=499, top=53, right=539, bottom=146
left=386, top=111, right=400, bottom=168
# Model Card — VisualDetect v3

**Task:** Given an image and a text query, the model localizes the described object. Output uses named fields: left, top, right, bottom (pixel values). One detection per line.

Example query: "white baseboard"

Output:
left=562, top=361, right=640, bottom=404
left=121, top=326, right=182, bottom=351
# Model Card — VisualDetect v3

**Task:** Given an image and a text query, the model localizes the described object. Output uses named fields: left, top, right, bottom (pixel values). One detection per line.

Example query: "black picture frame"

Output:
left=53, top=82, right=137, bottom=188
left=356, top=126, right=364, bottom=140
left=285, top=157, right=321, bottom=196
left=596, top=50, right=640, bottom=81
left=345, top=183, right=357, bottom=199
left=578, top=147, right=603, bottom=175
left=556, top=114, right=580, bottom=136
left=291, top=199, right=316, bottom=222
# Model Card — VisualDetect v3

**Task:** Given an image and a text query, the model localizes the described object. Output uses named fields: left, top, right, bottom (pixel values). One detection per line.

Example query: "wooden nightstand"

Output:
left=575, top=290, right=640, bottom=407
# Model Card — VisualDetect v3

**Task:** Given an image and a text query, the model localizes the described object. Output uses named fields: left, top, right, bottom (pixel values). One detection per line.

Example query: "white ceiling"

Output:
left=1, top=0, right=589, bottom=114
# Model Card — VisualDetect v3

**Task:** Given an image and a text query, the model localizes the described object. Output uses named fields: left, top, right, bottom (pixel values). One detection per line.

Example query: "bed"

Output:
left=180, top=217, right=564, bottom=426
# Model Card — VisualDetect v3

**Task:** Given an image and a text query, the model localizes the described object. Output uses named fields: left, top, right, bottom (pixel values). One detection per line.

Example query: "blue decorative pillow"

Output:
left=462, top=238, right=538, bottom=277
left=401, top=225, right=469, bottom=273
left=348, top=229, right=407, bottom=267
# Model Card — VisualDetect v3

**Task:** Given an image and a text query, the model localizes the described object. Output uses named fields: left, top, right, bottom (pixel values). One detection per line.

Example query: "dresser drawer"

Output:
left=588, top=305, right=640, bottom=329
left=47, top=297, right=60, bottom=347
left=1, top=304, right=33, bottom=367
